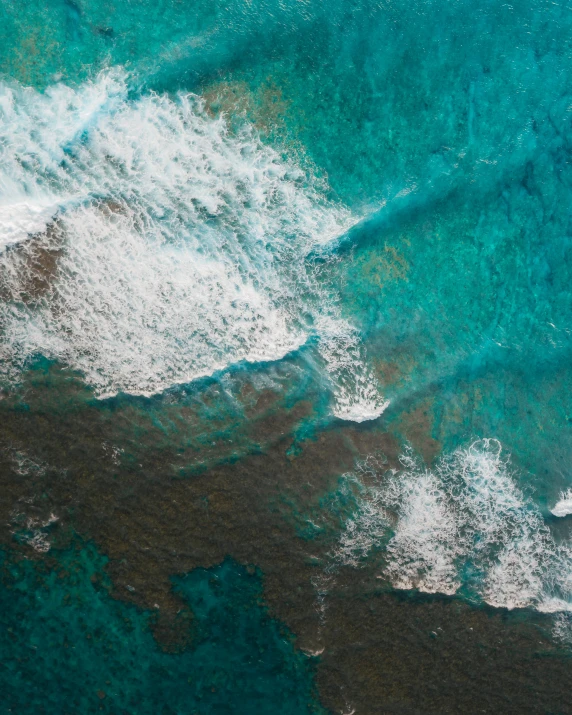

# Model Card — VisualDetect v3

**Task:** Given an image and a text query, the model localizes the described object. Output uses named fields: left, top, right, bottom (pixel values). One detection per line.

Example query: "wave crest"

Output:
left=0, top=72, right=386, bottom=418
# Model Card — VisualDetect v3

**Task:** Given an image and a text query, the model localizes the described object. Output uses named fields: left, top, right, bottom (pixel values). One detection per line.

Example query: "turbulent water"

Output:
left=2, top=0, right=572, bottom=713
left=0, top=72, right=387, bottom=420
left=335, top=441, right=572, bottom=612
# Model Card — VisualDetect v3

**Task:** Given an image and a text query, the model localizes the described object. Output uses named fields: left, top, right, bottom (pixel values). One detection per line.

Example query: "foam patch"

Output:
left=335, top=440, right=572, bottom=612
left=0, top=72, right=386, bottom=418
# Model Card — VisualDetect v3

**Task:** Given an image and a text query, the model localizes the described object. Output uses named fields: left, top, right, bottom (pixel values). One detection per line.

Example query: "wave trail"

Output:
left=0, top=72, right=386, bottom=418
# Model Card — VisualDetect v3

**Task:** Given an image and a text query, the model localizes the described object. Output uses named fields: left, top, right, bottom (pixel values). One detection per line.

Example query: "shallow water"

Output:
left=1, top=0, right=572, bottom=712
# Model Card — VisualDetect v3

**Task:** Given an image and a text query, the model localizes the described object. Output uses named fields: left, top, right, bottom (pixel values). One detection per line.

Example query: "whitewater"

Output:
left=333, top=439, right=572, bottom=638
left=0, top=71, right=387, bottom=421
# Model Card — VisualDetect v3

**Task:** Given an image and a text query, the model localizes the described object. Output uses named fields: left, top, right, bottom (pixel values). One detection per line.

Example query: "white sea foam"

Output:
left=551, top=489, right=572, bottom=517
left=0, top=71, right=386, bottom=415
left=316, top=315, right=390, bottom=422
left=335, top=440, right=572, bottom=614
left=336, top=458, right=392, bottom=567
left=0, top=199, right=62, bottom=250
left=552, top=612, right=572, bottom=645
left=383, top=467, right=462, bottom=595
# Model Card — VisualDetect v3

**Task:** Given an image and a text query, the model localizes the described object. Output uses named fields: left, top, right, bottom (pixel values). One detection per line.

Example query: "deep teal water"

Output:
left=2, top=0, right=572, bottom=711
left=0, top=542, right=324, bottom=714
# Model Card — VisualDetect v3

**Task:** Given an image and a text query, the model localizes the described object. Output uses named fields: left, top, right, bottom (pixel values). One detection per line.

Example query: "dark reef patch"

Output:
left=0, top=367, right=571, bottom=713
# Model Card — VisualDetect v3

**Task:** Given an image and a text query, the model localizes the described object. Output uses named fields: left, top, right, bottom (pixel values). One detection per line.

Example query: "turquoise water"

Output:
left=2, top=0, right=572, bottom=711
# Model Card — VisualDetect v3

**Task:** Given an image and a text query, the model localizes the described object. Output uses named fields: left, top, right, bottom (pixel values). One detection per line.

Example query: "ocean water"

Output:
left=2, top=0, right=572, bottom=712
left=0, top=542, right=324, bottom=714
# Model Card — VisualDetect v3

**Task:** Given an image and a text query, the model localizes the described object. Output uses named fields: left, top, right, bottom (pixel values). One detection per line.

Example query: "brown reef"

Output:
left=0, top=365, right=571, bottom=714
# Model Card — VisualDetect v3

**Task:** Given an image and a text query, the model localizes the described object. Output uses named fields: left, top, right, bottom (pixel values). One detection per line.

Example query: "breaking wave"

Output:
left=335, top=439, right=572, bottom=614
left=0, top=72, right=386, bottom=419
